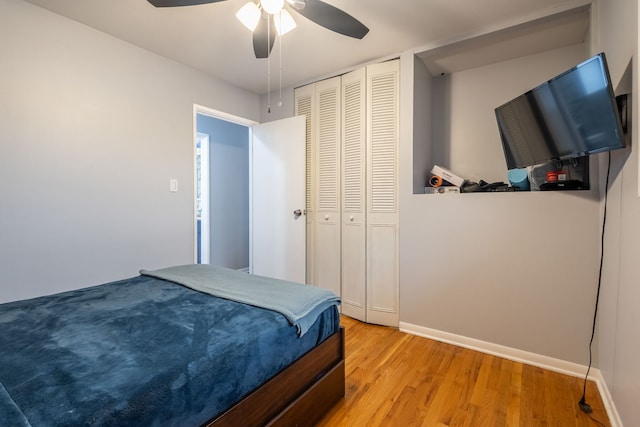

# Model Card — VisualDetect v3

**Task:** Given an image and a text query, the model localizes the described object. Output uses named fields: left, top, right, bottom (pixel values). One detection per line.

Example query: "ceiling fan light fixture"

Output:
left=274, top=9, right=296, bottom=36
left=236, top=2, right=261, bottom=31
left=261, top=0, right=284, bottom=15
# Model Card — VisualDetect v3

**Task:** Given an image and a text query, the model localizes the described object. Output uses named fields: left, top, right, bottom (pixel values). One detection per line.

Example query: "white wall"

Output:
left=0, top=0, right=260, bottom=303
left=399, top=44, right=609, bottom=365
left=594, top=0, right=640, bottom=424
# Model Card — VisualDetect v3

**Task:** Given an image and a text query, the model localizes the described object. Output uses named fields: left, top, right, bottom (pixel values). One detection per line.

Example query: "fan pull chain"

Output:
left=266, top=15, right=271, bottom=114
left=278, top=12, right=283, bottom=108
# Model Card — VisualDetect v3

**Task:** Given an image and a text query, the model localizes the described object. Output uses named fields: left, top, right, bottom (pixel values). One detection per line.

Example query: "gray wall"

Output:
left=595, top=0, right=640, bottom=425
left=0, top=0, right=260, bottom=303
left=399, top=1, right=640, bottom=423
left=412, top=58, right=432, bottom=193
left=399, top=44, right=602, bottom=366
left=196, top=115, right=250, bottom=270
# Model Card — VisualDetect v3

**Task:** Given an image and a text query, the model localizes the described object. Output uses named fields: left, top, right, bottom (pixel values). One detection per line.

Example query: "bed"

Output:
left=0, top=265, right=345, bottom=426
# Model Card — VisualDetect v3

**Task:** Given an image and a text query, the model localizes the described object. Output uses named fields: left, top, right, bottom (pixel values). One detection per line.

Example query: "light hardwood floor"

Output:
left=317, top=315, right=610, bottom=427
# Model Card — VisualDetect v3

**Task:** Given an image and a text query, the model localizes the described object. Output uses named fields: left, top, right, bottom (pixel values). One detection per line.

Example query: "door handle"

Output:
left=293, top=209, right=303, bottom=218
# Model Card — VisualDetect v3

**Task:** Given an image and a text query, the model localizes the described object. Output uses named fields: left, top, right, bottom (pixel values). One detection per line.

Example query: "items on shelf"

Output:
left=424, top=186, right=460, bottom=194
left=425, top=159, right=589, bottom=194
left=507, top=168, right=530, bottom=191
left=430, top=165, right=466, bottom=187
left=425, top=165, right=464, bottom=194
left=461, top=180, right=510, bottom=192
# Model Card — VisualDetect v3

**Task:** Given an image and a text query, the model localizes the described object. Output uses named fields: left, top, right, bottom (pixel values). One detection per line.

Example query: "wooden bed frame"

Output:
left=206, top=327, right=345, bottom=427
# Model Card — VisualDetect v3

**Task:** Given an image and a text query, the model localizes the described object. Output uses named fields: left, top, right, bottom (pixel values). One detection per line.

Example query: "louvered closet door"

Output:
left=366, top=60, right=399, bottom=327
left=294, top=84, right=315, bottom=285
left=314, top=77, right=342, bottom=297
left=341, top=67, right=367, bottom=321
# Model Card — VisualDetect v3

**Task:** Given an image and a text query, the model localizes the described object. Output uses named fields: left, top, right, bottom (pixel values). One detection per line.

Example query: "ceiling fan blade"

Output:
left=293, top=0, right=369, bottom=39
left=253, top=15, right=276, bottom=59
left=147, top=0, right=226, bottom=7
left=286, top=0, right=306, bottom=9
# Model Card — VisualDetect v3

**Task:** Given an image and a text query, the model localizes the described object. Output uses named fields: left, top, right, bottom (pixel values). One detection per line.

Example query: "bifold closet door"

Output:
left=313, top=77, right=342, bottom=297
left=341, top=67, right=367, bottom=321
left=366, top=60, right=399, bottom=327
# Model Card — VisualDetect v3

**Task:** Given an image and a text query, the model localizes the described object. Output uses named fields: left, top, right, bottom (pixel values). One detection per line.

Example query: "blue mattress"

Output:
left=0, top=274, right=340, bottom=426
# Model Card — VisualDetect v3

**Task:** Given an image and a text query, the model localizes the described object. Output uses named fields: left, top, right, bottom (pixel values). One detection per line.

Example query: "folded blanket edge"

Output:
left=140, top=265, right=340, bottom=337
left=0, top=382, right=32, bottom=427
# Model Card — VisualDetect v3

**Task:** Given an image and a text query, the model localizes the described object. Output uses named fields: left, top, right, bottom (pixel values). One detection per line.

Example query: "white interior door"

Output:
left=251, top=116, right=306, bottom=283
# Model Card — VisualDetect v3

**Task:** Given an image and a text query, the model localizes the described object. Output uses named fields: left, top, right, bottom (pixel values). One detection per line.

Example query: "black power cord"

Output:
left=579, top=152, right=611, bottom=415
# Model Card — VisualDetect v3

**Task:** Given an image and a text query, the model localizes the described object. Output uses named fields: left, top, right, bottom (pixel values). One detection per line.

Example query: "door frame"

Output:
left=192, top=104, right=257, bottom=265
left=196, top=132, right=210, bottom=264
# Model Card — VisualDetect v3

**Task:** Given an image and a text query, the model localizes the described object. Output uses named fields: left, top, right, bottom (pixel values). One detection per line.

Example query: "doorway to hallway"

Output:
left=195, top=112, right=250, bottom=270
left=193, top=105, right=306, bottom=283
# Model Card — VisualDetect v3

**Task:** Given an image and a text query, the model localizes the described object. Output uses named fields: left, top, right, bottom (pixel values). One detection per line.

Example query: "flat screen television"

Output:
left=495, top=53, right=627, bottom=170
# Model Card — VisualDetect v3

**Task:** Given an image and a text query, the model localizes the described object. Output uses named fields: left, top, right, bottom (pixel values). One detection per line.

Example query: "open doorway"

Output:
left=193, top=105, right=306, bottom=282
left=194, top=106, right=254, bottom=271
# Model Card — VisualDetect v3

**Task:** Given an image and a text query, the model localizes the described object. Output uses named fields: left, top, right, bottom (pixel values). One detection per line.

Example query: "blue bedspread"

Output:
left=0, top=274, right=340, bottom=426
left=140, top=264, right=341, bottom=337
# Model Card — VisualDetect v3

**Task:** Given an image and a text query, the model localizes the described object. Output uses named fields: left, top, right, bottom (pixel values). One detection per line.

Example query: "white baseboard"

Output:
left=591, top=370, right=624, bottom=427
left=399, top=321, right=622, bottom=426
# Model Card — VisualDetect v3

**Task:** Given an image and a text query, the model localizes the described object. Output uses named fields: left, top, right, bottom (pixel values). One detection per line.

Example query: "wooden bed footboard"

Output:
left=205, top=326, right=345, bottom=427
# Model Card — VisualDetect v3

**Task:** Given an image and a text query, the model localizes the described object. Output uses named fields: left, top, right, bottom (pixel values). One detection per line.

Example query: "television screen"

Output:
left=495, top=53, right=626, bottom=170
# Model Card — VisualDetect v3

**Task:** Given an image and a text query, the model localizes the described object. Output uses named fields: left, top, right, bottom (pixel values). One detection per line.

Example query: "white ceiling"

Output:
left=22, top=0, right=591, bottom=95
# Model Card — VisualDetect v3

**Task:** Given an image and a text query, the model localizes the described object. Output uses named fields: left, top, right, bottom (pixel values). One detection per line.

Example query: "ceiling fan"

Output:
left=147, top=0, right=369, bottom=59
